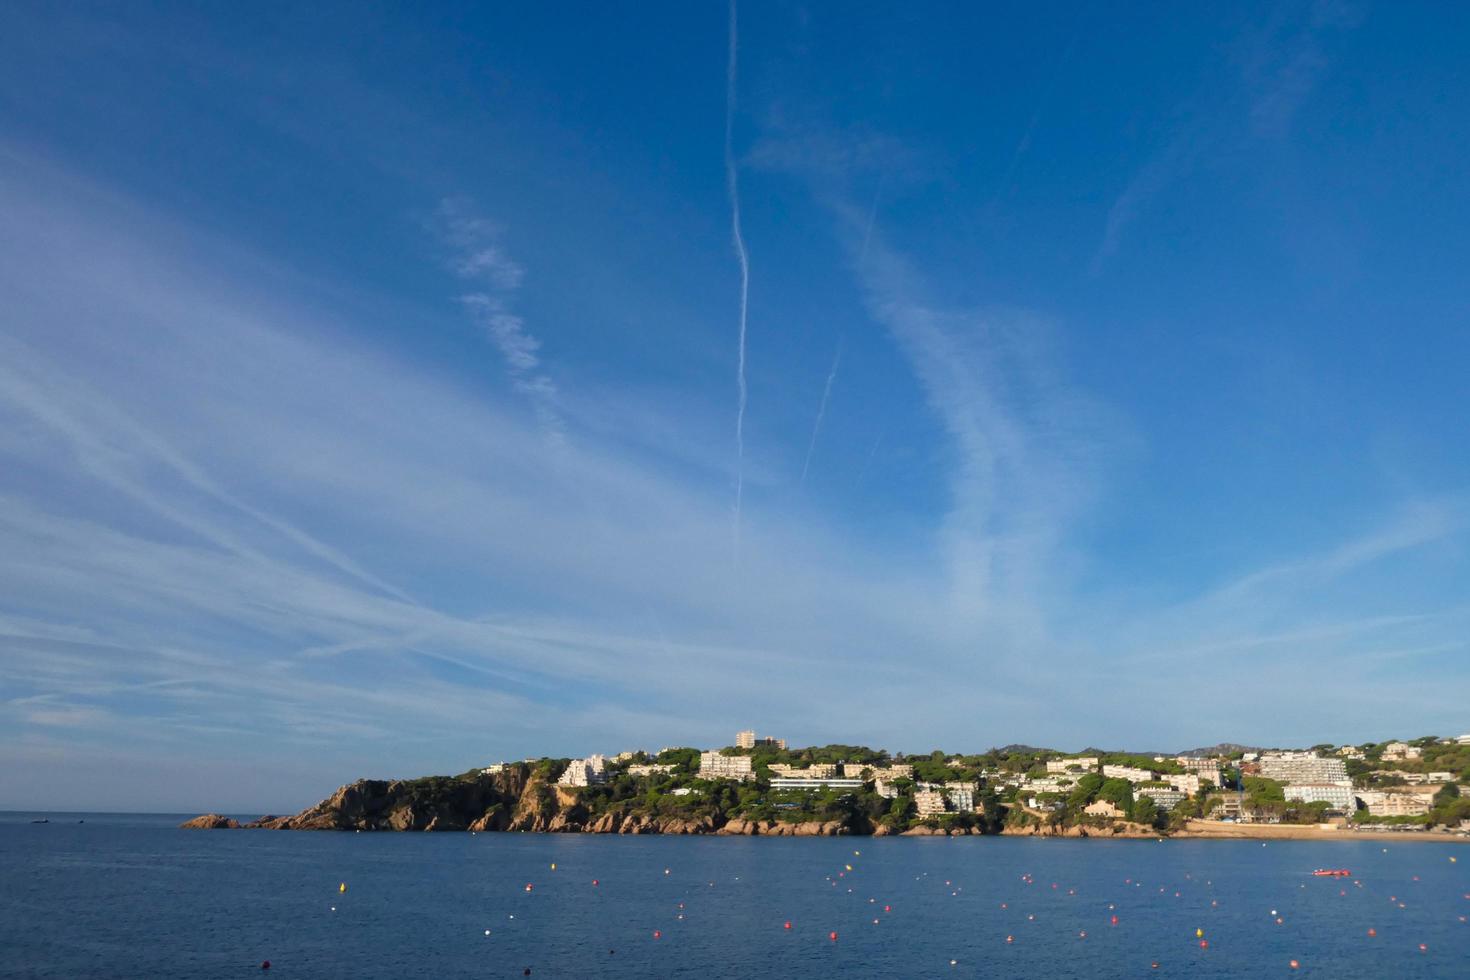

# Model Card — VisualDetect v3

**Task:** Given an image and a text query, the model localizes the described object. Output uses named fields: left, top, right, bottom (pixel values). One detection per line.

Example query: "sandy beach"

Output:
left=1178, top=819, right=1470, bottom=843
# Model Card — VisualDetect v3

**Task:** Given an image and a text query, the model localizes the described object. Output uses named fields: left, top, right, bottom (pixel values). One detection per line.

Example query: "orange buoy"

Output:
left=1367, top=928, right=1376, bottom=937
left=1289, top=960, right=1299, bottom=970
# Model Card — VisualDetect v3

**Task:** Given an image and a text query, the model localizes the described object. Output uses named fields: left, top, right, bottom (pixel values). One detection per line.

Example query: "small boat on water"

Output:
left=1311, top=868, right=1351, bottom=877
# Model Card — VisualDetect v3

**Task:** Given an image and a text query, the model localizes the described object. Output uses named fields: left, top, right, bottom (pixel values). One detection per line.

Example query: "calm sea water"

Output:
left=1, top=812, right=1466, bottom=978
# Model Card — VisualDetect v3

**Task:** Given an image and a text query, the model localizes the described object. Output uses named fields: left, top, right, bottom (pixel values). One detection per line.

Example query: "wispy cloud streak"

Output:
left=436, top=198, right=563, bottom=438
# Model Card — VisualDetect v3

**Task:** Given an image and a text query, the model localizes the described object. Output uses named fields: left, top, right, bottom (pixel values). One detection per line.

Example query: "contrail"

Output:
left=726, top=0, right=750, bottom=552
left=799, top=342, right=842, bottom=489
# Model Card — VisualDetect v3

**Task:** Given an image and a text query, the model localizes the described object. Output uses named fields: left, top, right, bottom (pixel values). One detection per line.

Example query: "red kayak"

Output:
left=1312, top=869, right=1351, bottom=877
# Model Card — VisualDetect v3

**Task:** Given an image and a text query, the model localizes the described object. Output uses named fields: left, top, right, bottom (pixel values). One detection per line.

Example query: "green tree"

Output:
left=1097, top=778, right=1134, bottom=811
left=1130, top=795, right=1159, bottom=826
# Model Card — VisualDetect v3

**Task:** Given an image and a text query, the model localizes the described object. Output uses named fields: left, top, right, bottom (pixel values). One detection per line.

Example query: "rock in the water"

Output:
left=180, top=813, right=239, bottom=829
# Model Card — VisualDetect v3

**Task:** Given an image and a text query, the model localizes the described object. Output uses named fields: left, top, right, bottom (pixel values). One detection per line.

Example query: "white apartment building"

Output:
left=481, top=763, right=507, bottom=774
left=857, top=763, right=913, bottom=781
left=1457, top=733, right=1470, bottom=746
left=1284, top=783, right=1356, bottom=810
left=914, top=789, right=947, bottom=816
left=1177, top=758, right=1223, bottom=783
left=770, top=777, right=864, bottom=792
left=1046, top=757, right=1099, bottom=774
left=1258, top=752, right=1350, bottom=786
left=698, top=751, right=754, bottom=781
left=1357, top=791, right=1430, bottom=817
left=1135, top=787, right=1186, bottom=811
left=768, top=763, right=837, bottom=779
left=558, top=755, right=608, bottom=787
left=1336, top=746, right=1366, bottom=760
left=735, top=730, right=756, bottom=749
left=1020, top=776, right=1074, bottom=794
left=1164, top=773, right=1202, bottom=795
left=626, top=763, right=675, bottom=778
left=1102, top=765, right=1155, bottom=783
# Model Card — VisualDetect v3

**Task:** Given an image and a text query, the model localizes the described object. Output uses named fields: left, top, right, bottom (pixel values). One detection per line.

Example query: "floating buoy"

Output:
left=261, top=963, right=270, bottom=971
left=1196, top=928, right=1203, bottom=938
left=484, top=930, right=490, bottom=936
left=1419, top=944, right=1427, bottom=953
left=884, top=905, right=891, bottom=912
left=1289, top=960, right=1299, bottom=970
left=663, top=868, right=670, bottom=876
left=1199, top=940, right=1208, bottom=949
left=592, top=879, right=599, bottom=886
left=525, top=883, right=533, bottom=892
left=652, top=930, right=661, bottom=939
left=829, top=931, right=838, bottom=942
left=550, top=863, right=556, bottom=870
left=949, top=959, right=957, bottom=966
left=845, top=864, right=853, bottom=871
left=872, top=918, right=879, bottom=925
left=1005, top=935, right=1014, bottom=944
left=339, top=883, right=346, bottom=893
left=783, top=921, right=792, bottom=930
left=1079, top=931, right=1087, bottom=939
left=1367, top=928, right=1376, bottom=937
left=1150, top=962, right=1158, bottom=970
left=1276, top=918, right=1284, bottom=925
left=1110, top=915, right=1118, bottom=926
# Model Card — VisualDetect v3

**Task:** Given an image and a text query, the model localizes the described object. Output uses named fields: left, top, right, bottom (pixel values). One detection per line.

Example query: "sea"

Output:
left=1, top=813, right=1466, bottom=978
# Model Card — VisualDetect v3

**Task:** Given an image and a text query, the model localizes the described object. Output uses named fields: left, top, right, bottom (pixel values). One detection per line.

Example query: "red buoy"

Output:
left=1199, top=940, right=1208, bottom=949
left=883, top=905, right=891, bottom=912
left=652, top=930, right=661, bottom=940
left=783, top=921, right=791, bottom=930
left=1111, top=915, right=1118, bottom=925
left=1367, top=928, right=1376, bottom=937
left=829, top=931, right=838, bottom=942
left=591, top=879, right=599, bottom=886
left=1289, top=960, right=1299, bottom=970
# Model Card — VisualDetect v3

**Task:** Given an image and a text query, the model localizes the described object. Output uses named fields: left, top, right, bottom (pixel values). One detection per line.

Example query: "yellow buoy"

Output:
left=551, top=863, right=557, bottom=870
left=339, top=882, right=347, bottom=893
left=1195, top=928, right=1203, bottom=938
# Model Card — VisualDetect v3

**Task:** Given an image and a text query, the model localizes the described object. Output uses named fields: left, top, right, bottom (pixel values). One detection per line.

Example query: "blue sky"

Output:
left=2, top=1, right=1468, bottom=812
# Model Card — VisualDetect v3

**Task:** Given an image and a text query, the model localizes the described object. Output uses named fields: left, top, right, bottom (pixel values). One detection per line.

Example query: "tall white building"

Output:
left=699, top=751, right=754, bottom=781
left=1284, top=784, right=1355, bottom=811
left=1258, top=752, right=1350, bottom=786
left=558, top=754, right=608, bottom=787
left=735, top=730, right=756, bottom=749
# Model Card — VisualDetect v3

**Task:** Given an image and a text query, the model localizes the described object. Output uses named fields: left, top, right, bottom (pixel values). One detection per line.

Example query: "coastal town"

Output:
left=458, top=728, right=1470, bottom=838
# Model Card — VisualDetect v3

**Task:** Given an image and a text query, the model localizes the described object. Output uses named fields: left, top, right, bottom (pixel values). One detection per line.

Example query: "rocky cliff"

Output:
left=181, top=766, right=887, bottom=835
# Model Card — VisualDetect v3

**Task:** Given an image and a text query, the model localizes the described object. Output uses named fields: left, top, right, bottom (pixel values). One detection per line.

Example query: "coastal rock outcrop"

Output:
left=179, top=813, right=239, bottom=829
